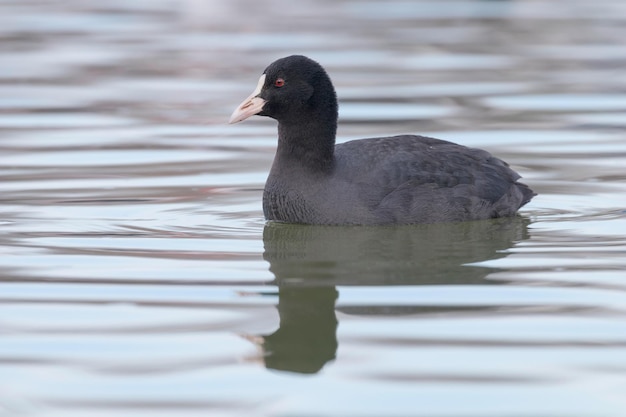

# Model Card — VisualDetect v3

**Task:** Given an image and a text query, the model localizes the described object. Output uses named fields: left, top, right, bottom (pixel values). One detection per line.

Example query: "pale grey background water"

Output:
left=1, top=0, right=626, bottom=416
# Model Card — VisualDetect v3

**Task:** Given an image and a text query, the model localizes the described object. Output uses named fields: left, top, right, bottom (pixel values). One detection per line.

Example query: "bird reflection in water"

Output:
left=247, top=217, right=531, bottom=374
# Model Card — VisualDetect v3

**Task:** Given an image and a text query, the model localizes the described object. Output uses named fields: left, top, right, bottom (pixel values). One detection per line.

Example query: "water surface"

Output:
left=1, top=1, right=626, bottom=416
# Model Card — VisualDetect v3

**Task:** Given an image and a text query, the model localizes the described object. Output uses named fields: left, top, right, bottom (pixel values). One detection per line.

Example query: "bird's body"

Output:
left=230, top=55, right=534, bottom=225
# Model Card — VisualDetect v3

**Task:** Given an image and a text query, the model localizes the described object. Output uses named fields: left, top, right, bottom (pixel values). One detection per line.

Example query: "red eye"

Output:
left=274, top=78, right=285, bottom=87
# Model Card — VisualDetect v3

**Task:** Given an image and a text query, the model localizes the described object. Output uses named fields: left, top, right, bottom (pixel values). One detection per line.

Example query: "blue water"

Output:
left=1, top=0, right=626, bottom=416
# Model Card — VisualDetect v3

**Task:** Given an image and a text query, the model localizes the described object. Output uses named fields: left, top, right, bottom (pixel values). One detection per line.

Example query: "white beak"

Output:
left=229, top=74, right=267, bottom=124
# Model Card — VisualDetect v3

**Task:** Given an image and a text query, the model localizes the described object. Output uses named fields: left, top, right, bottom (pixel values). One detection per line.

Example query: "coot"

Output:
left=229, top=55, right=535, bottom=225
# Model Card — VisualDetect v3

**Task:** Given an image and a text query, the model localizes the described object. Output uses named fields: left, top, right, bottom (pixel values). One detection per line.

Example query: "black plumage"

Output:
left=230, top=55, right=535, bottom=225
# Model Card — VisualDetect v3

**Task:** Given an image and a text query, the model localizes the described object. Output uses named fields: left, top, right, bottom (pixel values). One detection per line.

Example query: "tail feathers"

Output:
left=491, top=182, right=535, bottom=219
left=517, top=182, right=536, bottom=208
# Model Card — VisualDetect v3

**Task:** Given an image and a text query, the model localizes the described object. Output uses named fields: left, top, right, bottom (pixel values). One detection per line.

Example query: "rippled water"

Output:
left=2, top=1, right=626, bottom=416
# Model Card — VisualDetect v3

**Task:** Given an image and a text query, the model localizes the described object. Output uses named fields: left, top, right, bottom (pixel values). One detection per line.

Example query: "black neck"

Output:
left=275, top=111, right=337, bottom=173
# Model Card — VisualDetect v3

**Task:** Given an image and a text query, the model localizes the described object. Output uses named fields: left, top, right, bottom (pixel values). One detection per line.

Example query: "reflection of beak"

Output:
left=229, top=74, right=267, bottom=124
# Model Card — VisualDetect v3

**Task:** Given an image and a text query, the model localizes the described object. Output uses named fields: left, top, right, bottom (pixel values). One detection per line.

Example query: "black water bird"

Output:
left=229, top=55, right=535, bottom=225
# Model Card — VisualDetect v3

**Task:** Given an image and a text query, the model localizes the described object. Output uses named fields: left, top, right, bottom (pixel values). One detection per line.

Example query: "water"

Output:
left=1, top=0, right=626, bottom=416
